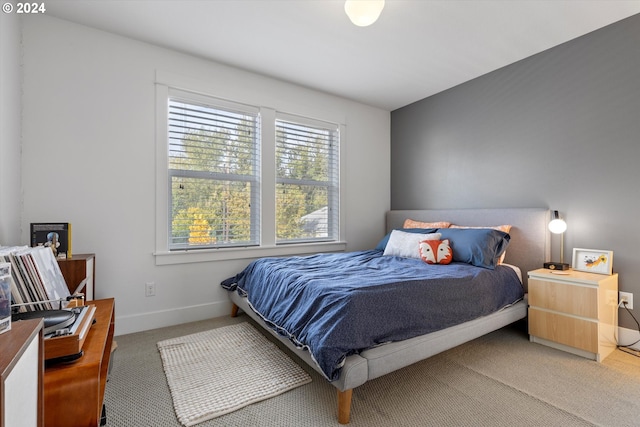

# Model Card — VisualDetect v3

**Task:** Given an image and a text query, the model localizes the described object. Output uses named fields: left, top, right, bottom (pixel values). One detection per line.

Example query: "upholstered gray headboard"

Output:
left=386, top=208, right=551, bottom=290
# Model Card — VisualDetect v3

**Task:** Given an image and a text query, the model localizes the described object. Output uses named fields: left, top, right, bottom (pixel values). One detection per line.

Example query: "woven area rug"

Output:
left=157, top=322, right=311, bottom=426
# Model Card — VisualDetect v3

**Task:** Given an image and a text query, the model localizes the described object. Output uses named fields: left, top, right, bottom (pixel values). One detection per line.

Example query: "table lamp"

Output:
left=544, top=210, right=570, bottom=270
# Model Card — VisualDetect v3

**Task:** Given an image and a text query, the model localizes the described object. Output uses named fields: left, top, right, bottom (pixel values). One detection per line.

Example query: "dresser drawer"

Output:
left=528, top=278, right=597, bottom=318
left=529, top=307, right=598, bottom=353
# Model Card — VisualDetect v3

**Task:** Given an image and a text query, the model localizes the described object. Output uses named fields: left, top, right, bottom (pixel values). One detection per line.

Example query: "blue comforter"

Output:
left=221, top=250, right=523, bottom=381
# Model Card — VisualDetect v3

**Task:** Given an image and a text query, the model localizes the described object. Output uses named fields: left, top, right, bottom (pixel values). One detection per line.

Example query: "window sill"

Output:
left=154, top=241, right=348, bottom=265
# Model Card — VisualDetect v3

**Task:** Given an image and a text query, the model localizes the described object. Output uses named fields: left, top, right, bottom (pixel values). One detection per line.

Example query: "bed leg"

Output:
left=337, top=389, right=353, bottom=424
left=230, top=303, right=239, bottom=317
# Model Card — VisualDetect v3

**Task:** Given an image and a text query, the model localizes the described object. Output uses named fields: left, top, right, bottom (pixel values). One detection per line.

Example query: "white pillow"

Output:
left=383, top=230, right=442, bottom=259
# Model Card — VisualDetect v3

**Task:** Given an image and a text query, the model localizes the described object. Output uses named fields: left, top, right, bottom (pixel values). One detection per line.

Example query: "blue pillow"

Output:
left=437, top=228, right=510, bottom=269
left=375, top=228, right=437, bottom=251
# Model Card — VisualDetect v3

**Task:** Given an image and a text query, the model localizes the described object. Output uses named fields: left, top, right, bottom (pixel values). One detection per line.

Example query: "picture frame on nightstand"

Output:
left=572, top=248, right=613, bottom=275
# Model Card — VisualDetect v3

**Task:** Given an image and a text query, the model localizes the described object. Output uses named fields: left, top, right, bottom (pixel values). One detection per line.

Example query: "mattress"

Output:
left=222, top=250, right=524, bottom=380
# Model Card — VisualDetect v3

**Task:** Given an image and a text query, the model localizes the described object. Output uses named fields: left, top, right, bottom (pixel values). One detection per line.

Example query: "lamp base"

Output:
left=543, top=262, right=570, bottom=271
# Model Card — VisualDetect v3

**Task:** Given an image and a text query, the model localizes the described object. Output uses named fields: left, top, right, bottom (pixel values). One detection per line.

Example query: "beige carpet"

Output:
left=105, top=316, right=640, bottom=426
left=157, top=322, right=311, bottom=426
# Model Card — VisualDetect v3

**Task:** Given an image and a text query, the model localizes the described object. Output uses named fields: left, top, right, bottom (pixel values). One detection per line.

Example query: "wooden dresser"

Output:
left=44, top=298, right=114, bottom=427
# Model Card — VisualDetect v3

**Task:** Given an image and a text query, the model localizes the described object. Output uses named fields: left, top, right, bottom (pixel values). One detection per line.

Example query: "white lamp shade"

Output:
left=548, top=218, right=567, bottom=234
left=344, top=0, right=385, bottom=27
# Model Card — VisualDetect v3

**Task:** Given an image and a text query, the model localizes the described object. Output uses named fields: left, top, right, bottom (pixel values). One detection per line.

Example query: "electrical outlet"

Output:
left=619, top=291, right=633, bottom=310
left=145, top=281, right=156, bottom=297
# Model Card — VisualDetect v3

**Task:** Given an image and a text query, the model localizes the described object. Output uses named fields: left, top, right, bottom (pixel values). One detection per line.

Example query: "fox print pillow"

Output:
left=419, top=239, right=453, bottom=265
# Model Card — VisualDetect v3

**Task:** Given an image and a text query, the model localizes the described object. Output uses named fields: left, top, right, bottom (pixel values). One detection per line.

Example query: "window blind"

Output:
left=275, top=116, right=339, bottom=243
left=167, top=92, right=260, bottom=249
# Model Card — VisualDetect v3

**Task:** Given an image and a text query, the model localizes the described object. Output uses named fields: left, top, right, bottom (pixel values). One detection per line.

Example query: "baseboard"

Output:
left=114, top=300, right=232, bottom=336
left=618, top=325, right=640, bottom=351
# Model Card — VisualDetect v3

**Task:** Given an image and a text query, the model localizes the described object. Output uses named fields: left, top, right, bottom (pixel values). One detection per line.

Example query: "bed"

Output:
left=222, top=208, right=550, bottom=424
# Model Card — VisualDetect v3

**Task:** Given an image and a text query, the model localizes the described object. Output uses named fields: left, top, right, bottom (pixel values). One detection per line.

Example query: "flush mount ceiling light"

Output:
left=344, top=0, right=385, bottom=27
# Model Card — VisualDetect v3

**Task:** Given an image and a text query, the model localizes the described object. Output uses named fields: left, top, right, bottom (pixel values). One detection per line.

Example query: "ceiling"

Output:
left=44, top=0, right=640, bottom=111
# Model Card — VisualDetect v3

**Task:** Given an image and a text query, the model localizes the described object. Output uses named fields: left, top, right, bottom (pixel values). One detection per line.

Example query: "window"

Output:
left=276, top=115, right=339, bottom=243
left=155, top=80, right=345, bottom=263
left=167, top=90, right=260, bottom=250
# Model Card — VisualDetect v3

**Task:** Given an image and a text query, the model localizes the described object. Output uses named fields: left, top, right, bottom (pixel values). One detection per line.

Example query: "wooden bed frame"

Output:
left=229, top=208, right=550, bottom=423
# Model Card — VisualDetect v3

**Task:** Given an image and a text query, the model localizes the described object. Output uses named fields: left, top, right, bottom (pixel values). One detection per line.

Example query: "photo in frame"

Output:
left=572, top=248, right=613, bottom=275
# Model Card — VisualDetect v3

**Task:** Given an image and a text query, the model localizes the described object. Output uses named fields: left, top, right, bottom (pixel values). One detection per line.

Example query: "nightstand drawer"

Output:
left=529, top=308, right=598, bottom=353
left=529, top=278, right=597, bottom=318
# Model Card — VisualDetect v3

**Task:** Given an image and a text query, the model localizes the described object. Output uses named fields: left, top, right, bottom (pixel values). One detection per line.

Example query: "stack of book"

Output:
left=0, top=246, right=71, bottom=313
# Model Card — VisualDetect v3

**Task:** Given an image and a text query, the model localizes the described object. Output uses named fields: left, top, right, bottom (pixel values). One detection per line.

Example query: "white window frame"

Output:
left=154, top=72, right=346, bottom=265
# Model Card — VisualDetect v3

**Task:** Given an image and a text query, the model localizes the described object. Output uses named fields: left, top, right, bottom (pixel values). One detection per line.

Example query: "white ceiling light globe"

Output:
left=345, top=0, right=385, bottom=27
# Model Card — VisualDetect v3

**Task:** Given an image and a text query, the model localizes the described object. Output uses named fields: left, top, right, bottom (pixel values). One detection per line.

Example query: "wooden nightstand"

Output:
left=57, top=253, right=95, bottom=300
left=528, top=268, right=618, bottom=361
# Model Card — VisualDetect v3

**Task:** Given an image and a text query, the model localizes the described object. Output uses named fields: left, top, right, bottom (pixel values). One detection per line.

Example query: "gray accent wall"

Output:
left=391, top=14, right=640, bottom=329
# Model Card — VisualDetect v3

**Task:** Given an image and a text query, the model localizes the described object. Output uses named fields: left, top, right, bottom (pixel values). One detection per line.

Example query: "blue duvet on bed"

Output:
left=221, top=250, right=523, bottom=381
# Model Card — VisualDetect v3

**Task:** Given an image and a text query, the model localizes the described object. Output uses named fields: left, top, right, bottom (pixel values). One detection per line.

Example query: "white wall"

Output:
left=0, top=10, right=22, bottom=245
left=20, top=16, right=390, bottom=335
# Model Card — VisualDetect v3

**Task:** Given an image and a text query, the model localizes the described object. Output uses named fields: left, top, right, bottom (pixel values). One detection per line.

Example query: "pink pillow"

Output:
left=403, top=219, right=451, bottom=229
left=419, top=239, right=453, bottom=265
